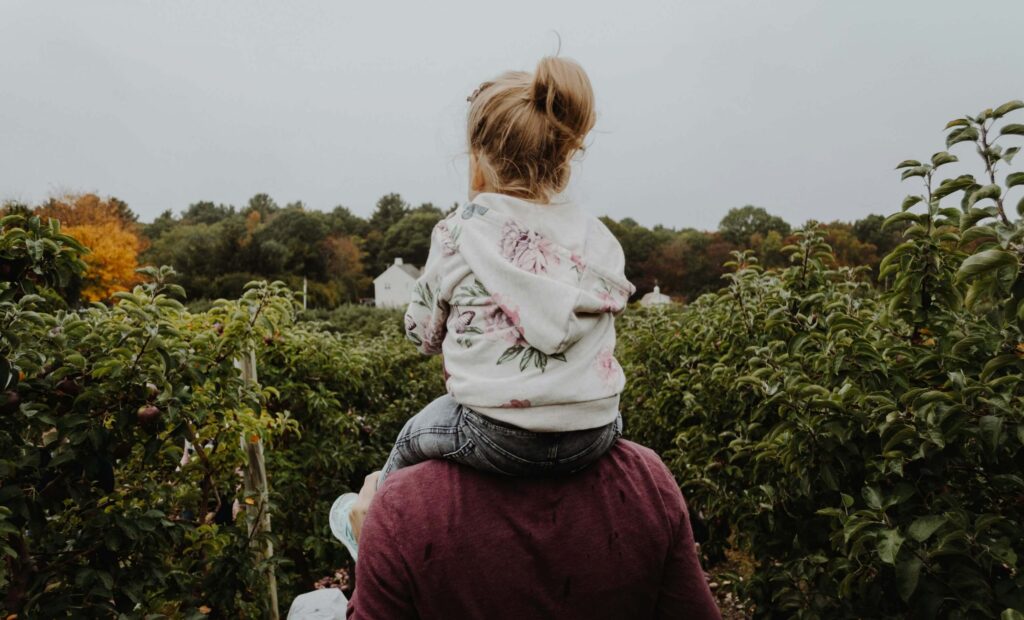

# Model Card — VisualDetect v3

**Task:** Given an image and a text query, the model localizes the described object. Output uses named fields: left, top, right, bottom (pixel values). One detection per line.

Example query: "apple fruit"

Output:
left=137, top=404, right=161, bottom=426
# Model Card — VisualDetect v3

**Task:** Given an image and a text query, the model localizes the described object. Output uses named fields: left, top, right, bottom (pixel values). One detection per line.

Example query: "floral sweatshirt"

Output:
left=404, top=192, right=635, bottom=432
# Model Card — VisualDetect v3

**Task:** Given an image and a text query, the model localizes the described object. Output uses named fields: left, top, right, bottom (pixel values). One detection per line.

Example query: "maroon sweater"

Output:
left=347, top=440, right=720, bottom=620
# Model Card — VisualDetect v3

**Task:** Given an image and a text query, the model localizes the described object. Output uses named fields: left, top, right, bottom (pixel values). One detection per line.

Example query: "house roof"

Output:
left=373, top=259, right=421, bottom=283
left=639, top=285, right=672, bottom=306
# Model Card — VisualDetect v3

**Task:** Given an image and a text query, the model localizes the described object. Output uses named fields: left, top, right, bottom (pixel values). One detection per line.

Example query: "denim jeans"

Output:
left=379, top=394, right=622, bottom=485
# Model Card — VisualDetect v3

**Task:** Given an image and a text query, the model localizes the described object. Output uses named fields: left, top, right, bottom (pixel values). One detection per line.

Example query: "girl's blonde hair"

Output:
left=468, top=56, right=596, bottom=203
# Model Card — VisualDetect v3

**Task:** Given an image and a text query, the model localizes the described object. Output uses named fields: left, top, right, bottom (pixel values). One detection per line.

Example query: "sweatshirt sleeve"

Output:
left=404, top=219, right=465, bottom=355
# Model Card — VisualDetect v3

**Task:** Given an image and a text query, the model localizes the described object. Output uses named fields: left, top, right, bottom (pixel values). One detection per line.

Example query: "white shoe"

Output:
left=329, top=493, right=359, bottom=561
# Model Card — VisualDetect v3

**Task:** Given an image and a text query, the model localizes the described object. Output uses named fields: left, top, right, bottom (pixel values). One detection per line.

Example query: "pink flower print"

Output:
left=422, top=317, right=446, bottom=354
left=597, top=290, right=621, bottom=313
left=485, top=293, right=526, bottom=346
left=570, top=252, right=587, bottom=274
left=594, top=347, right=621, bottom=386
left=500, top=399, right=532, bottom=409
left=500, top=220, right=526, bottom=261
left=437, top=221, right=459, bottom=257
left=500, top=220, right=560, bottom=274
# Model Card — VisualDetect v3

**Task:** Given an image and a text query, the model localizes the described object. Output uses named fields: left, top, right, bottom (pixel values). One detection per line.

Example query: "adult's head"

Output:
left=467, top=56, right=596, bottom=203
left=346, top=440, right=720, bottom=619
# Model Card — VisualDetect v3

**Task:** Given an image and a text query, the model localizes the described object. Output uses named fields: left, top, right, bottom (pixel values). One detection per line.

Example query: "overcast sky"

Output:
left=2, top=1, right=1022, bottom=230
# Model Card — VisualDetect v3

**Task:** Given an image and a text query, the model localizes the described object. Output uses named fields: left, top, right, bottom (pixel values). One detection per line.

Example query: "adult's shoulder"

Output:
left=605, top=440, right=687, bottom=509
left=609, top=439, right=677, bottom=481
left=373, top=460, right=460, bottom=516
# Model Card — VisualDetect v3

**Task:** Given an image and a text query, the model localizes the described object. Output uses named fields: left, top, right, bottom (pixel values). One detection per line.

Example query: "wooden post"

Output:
left=237, top=350, right=280, bottom=619
left=302, top=276, right=308, bottom=311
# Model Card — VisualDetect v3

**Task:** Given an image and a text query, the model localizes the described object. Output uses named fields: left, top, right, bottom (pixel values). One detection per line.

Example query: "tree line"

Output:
left=2, top=193, right=903, bottom=306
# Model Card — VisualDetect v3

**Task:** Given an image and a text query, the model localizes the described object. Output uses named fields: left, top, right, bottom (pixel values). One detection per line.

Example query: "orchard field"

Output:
left=3, top=103, right=1024, bottom=618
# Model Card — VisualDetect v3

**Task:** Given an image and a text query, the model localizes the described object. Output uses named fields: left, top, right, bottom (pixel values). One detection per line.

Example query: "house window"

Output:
left=384, top=283, right=391, bottom=290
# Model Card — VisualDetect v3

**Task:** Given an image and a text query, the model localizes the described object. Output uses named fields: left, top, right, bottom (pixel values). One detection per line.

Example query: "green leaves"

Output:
left=622, top=98, right=1024, bottom=619
left=863, top=485, right=884, bottom=510
left=1001, top=124, right=1024, bottom=137
left=901, top=195, right=923, bottom=211
left=883, top=211, right=919, bottom=230
left=956, top=249, right=1018, bottom=283
left=934, top=175, right=978, bottom=200
left=931, top=151, right=958, bottom=168
left=896, top=556, right=923, bottom=602
left=901, top=165, right=930, bottom=180
left=967, top=184, right=1002, bottom=209
left=947, top=125, right=980, bottom=147
left=980, top=415, right=1006, bottom=451
left=993, top=100, right=1024, bottom=119
left=877, top=528, right=905, bottom=565
left=908, top=515, right=946, bottom=542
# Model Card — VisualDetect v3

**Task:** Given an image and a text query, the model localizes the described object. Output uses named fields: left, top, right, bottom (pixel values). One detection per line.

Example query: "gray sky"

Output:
left=2, top=1, right=1022, bottom=230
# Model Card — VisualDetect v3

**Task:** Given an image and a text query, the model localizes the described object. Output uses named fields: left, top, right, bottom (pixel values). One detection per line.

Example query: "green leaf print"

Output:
left=496, top=345, right=524, bottom=365
left=413, top=281, right=434, bottom=308
left=452, top=279, right=490, bottom=305
left=519, top=347, right=537, bottom=372
left=496, top=345, right=568, bottom=373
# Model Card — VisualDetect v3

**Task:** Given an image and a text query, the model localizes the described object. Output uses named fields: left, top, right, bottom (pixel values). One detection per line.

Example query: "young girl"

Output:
left=331, top=56, right=634, bottom=558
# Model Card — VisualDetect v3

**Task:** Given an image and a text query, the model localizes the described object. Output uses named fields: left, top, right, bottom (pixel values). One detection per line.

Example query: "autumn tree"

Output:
left=35, top=194, right=144, bottom=302
left=321, top=235, right=371, bottom=300
left=36, top=193, right=138, bottom=227
left=821, top=221, right=880, bottom=270
left=601, top=216, right=676, bottom=290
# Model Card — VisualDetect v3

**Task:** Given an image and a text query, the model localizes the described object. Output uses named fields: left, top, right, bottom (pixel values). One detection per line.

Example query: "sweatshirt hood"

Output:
left=453, top=193, right=635, bottom=355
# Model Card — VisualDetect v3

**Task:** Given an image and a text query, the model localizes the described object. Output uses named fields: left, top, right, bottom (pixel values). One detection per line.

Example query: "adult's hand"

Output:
left=350, top=470, right=381, bottom=542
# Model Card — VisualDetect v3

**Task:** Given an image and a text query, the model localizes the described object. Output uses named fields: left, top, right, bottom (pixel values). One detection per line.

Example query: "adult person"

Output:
left=345, top=439, right=721, bottom=619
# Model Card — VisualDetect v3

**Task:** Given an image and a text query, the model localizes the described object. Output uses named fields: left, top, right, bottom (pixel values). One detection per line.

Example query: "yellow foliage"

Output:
left=35, top=193, right=145, bottom=302
left=242, top=210, right=261, bottom=247
left=35, top=193, right=136, bottom=228
left=64, top=222, right=143, bottom=301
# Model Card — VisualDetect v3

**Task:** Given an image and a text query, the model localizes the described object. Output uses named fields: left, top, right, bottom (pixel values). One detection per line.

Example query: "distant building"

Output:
left=639, top=285, right=672, bottom=307
left=374, top=257, right=421, bottom=308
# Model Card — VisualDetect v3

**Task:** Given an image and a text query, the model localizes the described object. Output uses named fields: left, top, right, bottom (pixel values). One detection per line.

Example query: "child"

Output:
left=331, top=56, right=634, bottom=559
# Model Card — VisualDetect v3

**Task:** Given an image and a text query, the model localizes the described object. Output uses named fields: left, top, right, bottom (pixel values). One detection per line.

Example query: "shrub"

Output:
left=297, top=304, right=404, bottom=337
left=618, top=101, right=1024, bottom=617
left=0, top=214, right=439, bottom=616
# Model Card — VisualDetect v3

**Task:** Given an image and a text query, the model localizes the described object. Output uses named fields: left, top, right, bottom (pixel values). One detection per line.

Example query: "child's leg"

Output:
left=378, top=394, right=464, bottom=486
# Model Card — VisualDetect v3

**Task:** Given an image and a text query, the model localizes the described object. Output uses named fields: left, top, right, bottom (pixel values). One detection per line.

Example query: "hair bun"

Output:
left=531, top=56, right=596, bottom=144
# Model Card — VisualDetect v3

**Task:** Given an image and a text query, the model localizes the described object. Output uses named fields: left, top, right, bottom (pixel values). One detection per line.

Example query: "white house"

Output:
left=639, top=285, right=672, bottom=307
left=374, top=258, right=421, bottom=308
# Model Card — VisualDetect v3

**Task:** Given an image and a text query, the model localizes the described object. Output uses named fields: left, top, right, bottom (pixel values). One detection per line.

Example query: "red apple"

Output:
left=137, top=405, right=161, bottom=425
